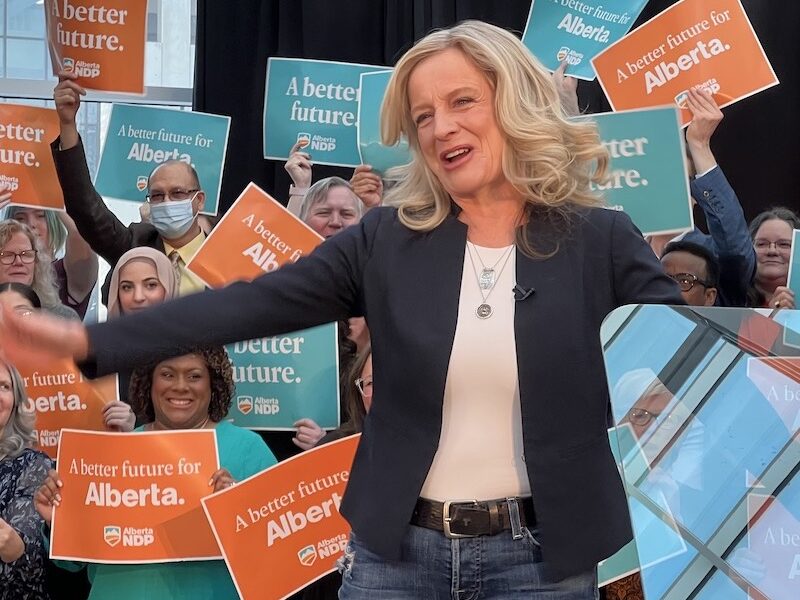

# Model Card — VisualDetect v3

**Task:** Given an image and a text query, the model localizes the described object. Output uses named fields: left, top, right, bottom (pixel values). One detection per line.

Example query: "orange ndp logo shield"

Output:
left=136, top=176, right=148, bottom=192
left=297, top=545, right=317, bottom=567
left=103, top=525, right=121, bottom=547
left=62, top=57, right=75, bottom=72
left=237, top=396, right=253, bottom=415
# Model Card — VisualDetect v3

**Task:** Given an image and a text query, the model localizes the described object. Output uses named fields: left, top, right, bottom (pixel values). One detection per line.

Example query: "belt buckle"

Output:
left=443, top=499, right=479, bottom=539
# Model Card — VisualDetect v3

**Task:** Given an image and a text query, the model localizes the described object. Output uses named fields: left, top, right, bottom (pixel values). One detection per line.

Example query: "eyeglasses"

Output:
left=355, top=376, right=373, bottom=397
left=0, top=249, right=37, bottom=265
left=145, top=189, right=199, bottom=203
left=669, top=273, right=712, bottom=292
left=628, top=408, right=678, bottom=430
left=753, top=239, right=792, bottom=252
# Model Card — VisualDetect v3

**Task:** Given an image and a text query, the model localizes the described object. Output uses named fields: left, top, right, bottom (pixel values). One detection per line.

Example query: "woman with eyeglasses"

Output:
left=0, top=185, right=98, bottom=320
left=748, top=207, right=799, bottom=309
left=0, top=221, right=78, bottom=320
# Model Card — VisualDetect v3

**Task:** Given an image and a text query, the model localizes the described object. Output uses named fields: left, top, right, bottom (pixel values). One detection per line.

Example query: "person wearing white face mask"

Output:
left=49, top=70, right=208, bottom=305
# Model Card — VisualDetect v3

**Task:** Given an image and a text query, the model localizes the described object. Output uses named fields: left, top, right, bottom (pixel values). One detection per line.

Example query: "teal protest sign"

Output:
left=94, top=104, right=230, bottom=215
left=788, top=230, right=800, bottom=297
left=522, top=0, right=648, bottom=80
left=357, top=70, right=411, bottom=175
left=226, top=323, right=340, bottom=431
left=581, top=106, right=692, bottom=236
left=785, top=230, right=800, bottom=349
left=263, top=57, right=387, bottom=168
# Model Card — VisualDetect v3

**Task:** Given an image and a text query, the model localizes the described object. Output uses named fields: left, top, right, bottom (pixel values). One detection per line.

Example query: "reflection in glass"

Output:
left=603, top=306, right=800, bottom=600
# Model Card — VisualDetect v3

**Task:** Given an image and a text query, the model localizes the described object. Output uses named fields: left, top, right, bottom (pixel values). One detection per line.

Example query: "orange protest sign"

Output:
left=44, top=0, right=147, bottom=94
left=592, top=0, right=778, bottom=125
left=202, top=435, right=360, bottom=600
left=51, top=429, right=222, bottom=563
left=0, top=104, right=64, bottom=210
left=15, top=357, right=116, bottom=458
left=187, top=182, right=323, bottom=288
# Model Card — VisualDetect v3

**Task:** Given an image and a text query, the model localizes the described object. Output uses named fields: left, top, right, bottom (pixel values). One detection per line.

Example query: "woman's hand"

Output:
left=0, top=517, right=25, bottom=563
left=292, top=418, right=325, bottom=450
left=103, top=401, right=135, bottom=432
left=770, top=286, right=796, bottom=310
left=284, top=141, right=313, bottom=189
left=34, top=470, right=63, bottom=526
left=209, top=468, right=235, bottom=492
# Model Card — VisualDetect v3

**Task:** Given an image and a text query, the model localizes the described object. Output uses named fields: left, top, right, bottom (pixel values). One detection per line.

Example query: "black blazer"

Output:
left=51, top=138, right=166, bottom=304
left=82, top=205, right=683, bottom=578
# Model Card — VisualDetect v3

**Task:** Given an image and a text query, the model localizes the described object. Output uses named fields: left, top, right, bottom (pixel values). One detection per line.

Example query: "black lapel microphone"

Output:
left=513, top=284, right=535, bottom=302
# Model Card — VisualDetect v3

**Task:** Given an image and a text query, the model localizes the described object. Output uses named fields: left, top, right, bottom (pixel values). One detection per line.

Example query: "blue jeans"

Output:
left=338, top=525, right=598, bottom=599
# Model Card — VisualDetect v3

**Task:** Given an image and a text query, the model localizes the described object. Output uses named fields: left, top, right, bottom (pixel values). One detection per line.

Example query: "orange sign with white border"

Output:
left=0, top=104, right=65, bottom=210
left=186, top=182, right=323, bottom=288
left=44, top=0, right=148, bottom=94
left=592, top=0, right=778, bottom=126
left=202, top=434, right=360, bottom=600
left=51, top=429, right=222, bottom=563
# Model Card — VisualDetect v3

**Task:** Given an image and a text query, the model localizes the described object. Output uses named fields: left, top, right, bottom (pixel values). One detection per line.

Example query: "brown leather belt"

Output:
left=410, top=497, right=536, bottom=538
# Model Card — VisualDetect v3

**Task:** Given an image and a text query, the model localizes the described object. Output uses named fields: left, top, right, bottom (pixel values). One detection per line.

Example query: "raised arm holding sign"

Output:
left=591, top=0, right=778, bottom=125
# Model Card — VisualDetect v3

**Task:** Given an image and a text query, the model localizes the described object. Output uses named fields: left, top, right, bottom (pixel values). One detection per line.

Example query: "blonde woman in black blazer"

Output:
left=2, top=21, right=683, bottom=599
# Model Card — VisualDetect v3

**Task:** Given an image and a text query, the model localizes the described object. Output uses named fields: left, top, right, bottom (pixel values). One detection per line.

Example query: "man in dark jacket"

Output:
left=51, top=71, right=207, bottom=305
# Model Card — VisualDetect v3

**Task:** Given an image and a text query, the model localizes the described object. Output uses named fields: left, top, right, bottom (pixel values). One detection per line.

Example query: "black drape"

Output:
left=194, top=1, right=799, bottom=222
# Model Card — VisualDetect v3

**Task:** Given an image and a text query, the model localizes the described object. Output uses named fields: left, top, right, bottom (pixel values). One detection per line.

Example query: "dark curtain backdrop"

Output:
left=194, top=0, right=799, bottom=222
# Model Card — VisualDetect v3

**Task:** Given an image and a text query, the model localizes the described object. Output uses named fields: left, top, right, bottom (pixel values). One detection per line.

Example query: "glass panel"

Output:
left=5, top=36, right=44, bottom=79
left=6, top=0, right=44, bottom=38
left=604, top=305, right=800, bottom=600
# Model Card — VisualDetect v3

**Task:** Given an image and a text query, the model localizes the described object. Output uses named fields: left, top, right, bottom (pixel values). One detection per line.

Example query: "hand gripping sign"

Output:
left=0, top=104, right=64, bottom=210
left=591, top=0, right=778, bottom=126
left=44, top=0, right=148, bottom=94
left=51, top=429, right=222, bottom=563
left=202, top=435, right=360, bottom=600
left=522, top=0, right=649, bottom=81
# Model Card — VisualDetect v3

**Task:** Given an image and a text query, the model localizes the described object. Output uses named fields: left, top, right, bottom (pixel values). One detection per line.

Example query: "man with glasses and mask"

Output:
left=660, top=240, right=719, bottom=307
left=49, top=71, right=207, bottom=305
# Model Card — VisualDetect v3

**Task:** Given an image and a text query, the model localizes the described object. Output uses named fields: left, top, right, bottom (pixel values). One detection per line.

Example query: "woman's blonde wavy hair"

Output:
left=381, top=20, right=609, bottom=256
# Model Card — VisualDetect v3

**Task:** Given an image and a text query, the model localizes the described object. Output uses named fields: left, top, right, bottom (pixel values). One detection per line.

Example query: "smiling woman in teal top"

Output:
left=36, top=346, right=276, bottom=599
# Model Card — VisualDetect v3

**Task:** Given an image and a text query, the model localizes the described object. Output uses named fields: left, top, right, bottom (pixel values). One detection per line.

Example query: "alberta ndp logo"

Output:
left=556, top=46, right=584, bottom=66
left=103, top=525, right=121, bottom=547
left=297, top=544, right=317, bottom=567
left=136, top=175, right=148, bottom=192
left=237, top=396, right=253, bottom=415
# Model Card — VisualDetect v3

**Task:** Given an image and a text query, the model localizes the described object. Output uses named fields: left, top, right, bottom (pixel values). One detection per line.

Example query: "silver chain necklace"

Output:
left=465, top=242, right=515, bottom=319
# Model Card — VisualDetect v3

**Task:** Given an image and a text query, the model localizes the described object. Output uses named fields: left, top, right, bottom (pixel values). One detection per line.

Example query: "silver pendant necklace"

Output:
left=466, top=242, right=515, bottom=319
